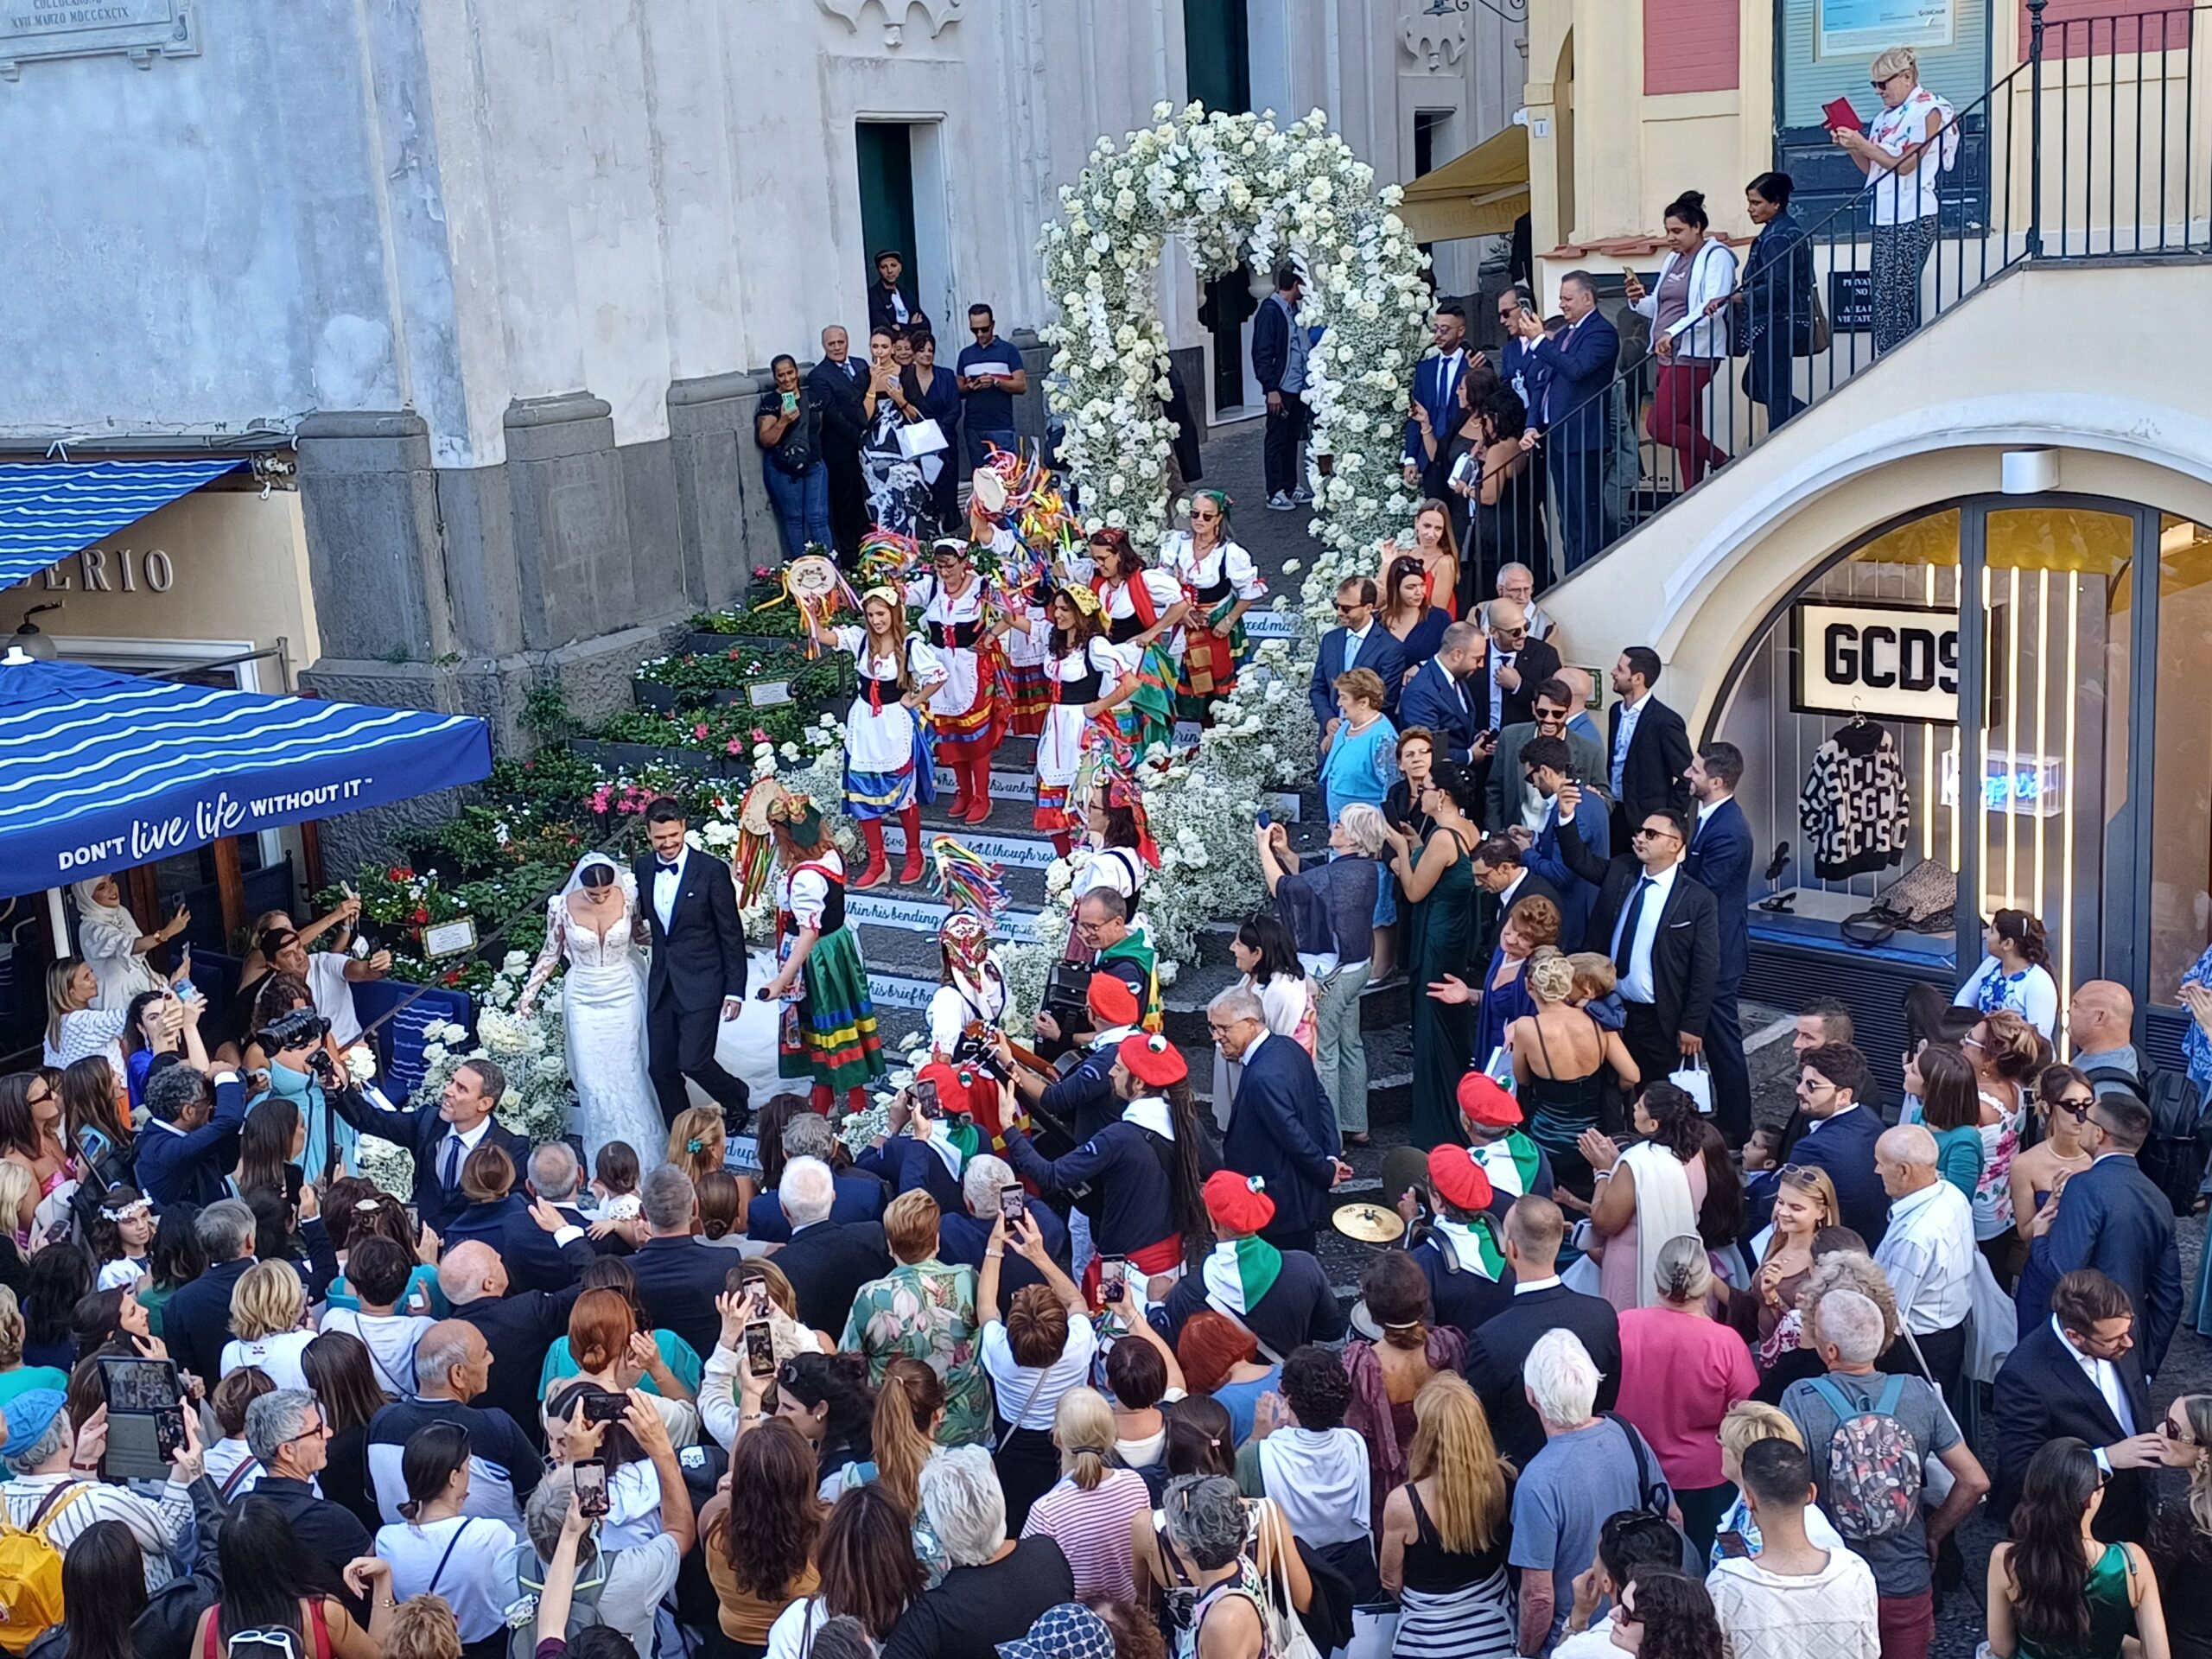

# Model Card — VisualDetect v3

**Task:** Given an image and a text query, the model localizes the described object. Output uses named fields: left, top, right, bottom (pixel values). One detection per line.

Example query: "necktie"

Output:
left=1612, top=875, right=1656, bottom=974
left=1343, top=629, right=1359, bottom=671
left=440, top=1132, right=463, bottom=1192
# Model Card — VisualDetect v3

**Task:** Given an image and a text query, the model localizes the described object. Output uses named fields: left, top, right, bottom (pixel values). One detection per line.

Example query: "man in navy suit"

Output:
left=1396, top=621, right=1489, bottom=770
left=327, top=1054, right=532, bottom=1239
left=1685, top=741, right=1754, bottom=1147
left=1516, top=734, right=1610, bottom=952
left=1992, top=1269, right=2162, bottom=1542
left=1252, top=265, right=1312, bottom=508
left=1789, top=1043, right=1891, bottom=1246
left=1402, top=302, right=1471, bottom=502
left=634, top=797, right=752, bottom=1130
left=1213, top=987, right=1349, bottom=1256
left=2016, top=1093, right=2183, bottom=1374
left=1510, top=272, right=1618, bottom=569
left=137, top=1064, right=251, bottom=1210
left=1493, top=285, right=1548, bottom=422
left=1310, top=576, right=1408, bottom=724
left=503, top=1141, right=628, bottom=1295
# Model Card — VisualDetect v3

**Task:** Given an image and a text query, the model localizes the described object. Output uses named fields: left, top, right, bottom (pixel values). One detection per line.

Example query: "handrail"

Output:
left=1462, top=1, right=2206, bottom=588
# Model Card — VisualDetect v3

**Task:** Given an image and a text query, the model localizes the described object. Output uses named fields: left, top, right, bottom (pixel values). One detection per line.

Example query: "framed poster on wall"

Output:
left=1819, top=0, right=1955, bottom=58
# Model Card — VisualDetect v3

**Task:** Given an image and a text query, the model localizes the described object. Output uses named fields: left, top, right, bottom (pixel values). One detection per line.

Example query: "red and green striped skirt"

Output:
left=778, top=925, right=887, bottom=1092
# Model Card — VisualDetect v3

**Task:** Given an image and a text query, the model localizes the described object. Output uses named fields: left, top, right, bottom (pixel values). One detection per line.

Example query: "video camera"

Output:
left=255, top=1007, right=333, bottom=1059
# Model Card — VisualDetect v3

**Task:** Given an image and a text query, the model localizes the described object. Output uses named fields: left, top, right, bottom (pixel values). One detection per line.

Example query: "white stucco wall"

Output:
left=0, top=0, right=1522, bottom=466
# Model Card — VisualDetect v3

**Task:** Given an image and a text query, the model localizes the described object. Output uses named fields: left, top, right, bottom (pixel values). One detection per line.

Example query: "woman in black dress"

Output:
left=1460, top=388, right=1548, bottom=600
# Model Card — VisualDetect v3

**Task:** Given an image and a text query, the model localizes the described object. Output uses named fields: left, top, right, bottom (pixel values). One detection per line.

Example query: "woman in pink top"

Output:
left=1614, top=1233, right=1758, bottom=1564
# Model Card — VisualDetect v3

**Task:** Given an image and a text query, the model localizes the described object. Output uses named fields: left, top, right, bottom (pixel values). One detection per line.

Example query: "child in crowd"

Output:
left=593, top=1141, right=643, bottom=1222
left=88, top=1183, right=155, bottom=1291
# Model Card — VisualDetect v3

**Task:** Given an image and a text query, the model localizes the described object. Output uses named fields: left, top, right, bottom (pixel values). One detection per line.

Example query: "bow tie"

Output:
left=657, top=858, right=680, bottom=870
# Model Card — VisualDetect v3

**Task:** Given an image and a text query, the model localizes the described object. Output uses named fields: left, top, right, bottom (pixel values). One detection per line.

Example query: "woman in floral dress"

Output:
left=839, top=1189, right=993, bottom=1446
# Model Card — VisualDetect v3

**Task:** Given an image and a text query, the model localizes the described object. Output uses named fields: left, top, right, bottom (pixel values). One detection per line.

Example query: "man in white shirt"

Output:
left=1871, top=1124, right=1976, bottom=1394
left=1707, top=1440, right=1880, bottom=1659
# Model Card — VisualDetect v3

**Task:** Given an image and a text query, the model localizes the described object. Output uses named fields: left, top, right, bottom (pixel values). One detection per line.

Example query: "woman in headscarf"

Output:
left=518, top=852, right=664, bottom=1166
left=69, top=874, right=186, bottom=1010
left=758, top=793, right=889, bottom=1116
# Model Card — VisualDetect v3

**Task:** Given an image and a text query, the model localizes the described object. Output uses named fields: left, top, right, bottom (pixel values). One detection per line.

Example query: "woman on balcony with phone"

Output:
left=1834, top=44, right=1955, bottom=355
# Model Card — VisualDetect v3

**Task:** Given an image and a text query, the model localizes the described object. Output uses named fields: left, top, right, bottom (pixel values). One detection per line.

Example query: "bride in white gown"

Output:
left=519, top=854, right=667, bottom=1166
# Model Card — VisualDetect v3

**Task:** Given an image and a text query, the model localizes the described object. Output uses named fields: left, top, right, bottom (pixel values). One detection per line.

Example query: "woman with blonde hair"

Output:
left=803, top=585, right=948, bottom=888
left=1511, top=948, right=1638, bottom=1204
left=2148, top=1393, right=2212, bottom=1658
left=1834, top=44, right=1954, bottom=353
left=1020, top=1386, right=1152, bottom=1601
left=1730, top=1164, right=1840, bottom=1369
left=1319, top=666, right=1398, bottom=824
left=1377, top=1374, right=1516, bottom=1659
left=1705, top=1401, right=1848, bottom=1569
left=42, top=957, right=132, bottom=1071
left=667, top=1106, right=728, bottom=1191
left=1615, top=1234, right=1758, bottom=1558
left=220, top=1258, right=314, bottom=1388
left=840, top=1189, right=990, bottom=1446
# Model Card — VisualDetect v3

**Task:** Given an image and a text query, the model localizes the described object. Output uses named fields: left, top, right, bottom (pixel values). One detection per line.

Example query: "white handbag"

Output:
left=897, top=418, right=948, bottom=460
left=1669, top=1052, right=1713, bottom=1115
left=1256, top=1499, right=1323, bottom=1659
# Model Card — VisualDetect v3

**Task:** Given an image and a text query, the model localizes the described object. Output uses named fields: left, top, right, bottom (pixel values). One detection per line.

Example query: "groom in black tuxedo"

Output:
left=632, top=798, right=753, bottom=1131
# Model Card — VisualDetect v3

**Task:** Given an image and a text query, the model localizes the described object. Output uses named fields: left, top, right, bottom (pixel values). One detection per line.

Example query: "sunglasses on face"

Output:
left=2160, top=1419, right=2196, bottom=1443
left=1632, top=827, right=1680, bottom=843
left=2051, top=1095, right=2094, bottom=1117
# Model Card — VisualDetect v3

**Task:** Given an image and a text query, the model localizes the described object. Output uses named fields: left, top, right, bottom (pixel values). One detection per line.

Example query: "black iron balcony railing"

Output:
left=1450, top=1, right=2207, bottom=594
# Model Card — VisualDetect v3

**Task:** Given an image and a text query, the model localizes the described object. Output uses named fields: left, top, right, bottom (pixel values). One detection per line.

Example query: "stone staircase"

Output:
left=849, top=728, right=1414, bottom=1125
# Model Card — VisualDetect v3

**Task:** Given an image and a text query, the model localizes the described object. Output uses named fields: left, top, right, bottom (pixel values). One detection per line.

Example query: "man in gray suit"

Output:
left=1489, top=676, right=1608, bottom=830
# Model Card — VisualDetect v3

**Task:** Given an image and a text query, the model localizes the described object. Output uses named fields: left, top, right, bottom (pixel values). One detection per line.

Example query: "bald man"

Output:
left=1558, top=664, right=1605, bottom=749
left=2067, top=980, right=2145, bottom=1098
left=1477, top=597, right=1561, bottom=731
left=1872, top=1124, right=1976, bottom=1395
left=443, top=1229, right=597, bottom=1450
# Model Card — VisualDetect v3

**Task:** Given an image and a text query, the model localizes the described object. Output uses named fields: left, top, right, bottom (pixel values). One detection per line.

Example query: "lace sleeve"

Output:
left=522, top=896, right=566, bottom=1003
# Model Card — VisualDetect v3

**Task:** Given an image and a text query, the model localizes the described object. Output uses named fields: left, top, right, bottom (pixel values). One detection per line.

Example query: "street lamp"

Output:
left=12, top=602, right=60, bottom=661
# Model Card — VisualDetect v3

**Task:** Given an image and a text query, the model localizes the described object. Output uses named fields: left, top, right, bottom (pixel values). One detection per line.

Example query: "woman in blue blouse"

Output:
left=1319, top=667, right=1399, bottom=824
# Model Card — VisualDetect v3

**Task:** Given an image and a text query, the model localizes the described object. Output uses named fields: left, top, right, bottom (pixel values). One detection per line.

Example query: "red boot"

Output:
left=945, top=755, right=972, bottom=819
left=810, top=1084, right=834, bottom=1114
left=855, top=817, right=889, bottom=888
left=897, top=806, right=927, bottom=885
left=963, top=759, right=994, bottom=823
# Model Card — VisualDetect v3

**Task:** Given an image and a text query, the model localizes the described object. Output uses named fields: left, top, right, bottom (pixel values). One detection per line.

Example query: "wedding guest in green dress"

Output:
left=1986, top=1436, right=2168, bottom=1659
left=1385, top=768, right=1484, bottom=1150
left=840, top=1189, right=993, bottom=1446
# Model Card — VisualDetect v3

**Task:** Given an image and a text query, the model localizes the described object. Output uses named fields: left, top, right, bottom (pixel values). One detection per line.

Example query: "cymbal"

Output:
left=1332, top=1201, right=1405, bottom=1244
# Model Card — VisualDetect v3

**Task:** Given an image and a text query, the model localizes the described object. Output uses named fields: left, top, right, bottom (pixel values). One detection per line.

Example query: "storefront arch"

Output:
left=1693, top=482, right=2212, bottom=1077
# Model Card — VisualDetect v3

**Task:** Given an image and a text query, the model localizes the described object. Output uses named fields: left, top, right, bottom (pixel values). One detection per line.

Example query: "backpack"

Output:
left=2132, top=1067, right=2209, bottom=1217
left=0, top=1483, right=92, bottom=1654
left=501, top=1541, right=614, bottom=1659
left=1807, top=1375, right=1923, bottom=1541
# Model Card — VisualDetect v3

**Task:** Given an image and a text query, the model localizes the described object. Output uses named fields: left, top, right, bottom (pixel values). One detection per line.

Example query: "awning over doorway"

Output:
left=1399, top=123, right=1531, bottom=243
left=0, top=654, right=493, bottom=895
left=0, top=459, right=247, bottom=588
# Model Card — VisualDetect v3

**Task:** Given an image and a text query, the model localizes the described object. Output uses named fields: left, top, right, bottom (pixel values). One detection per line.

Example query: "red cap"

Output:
left=1116, top=1032, right=1188, bottom=1089
left=917, top=1060, right=968, bottom=1103
left=1427, top=1145, right=1495, bottom=1214
left=1087, top=971, right=1141, bottom=1028
left=1204, top=1170, right=1275, bottom=1234
left=1457, top=1071, right=1522, bottom=1128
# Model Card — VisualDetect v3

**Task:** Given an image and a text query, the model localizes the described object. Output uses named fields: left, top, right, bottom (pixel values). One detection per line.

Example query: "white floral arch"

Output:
left=1038, top=103, right=1432, bottom=628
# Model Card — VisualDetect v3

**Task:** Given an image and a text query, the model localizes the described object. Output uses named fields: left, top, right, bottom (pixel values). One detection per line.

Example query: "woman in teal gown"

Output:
left=1384, top=767, right=1484, bottom=1150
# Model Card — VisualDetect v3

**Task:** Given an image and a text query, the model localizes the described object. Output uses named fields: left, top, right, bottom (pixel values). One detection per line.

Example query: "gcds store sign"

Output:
left=1789, top=600, right=1993, bottom=725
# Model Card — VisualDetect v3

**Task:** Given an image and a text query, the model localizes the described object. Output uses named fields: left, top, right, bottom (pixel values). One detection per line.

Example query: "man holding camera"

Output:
left=137, top=1062, right=251, bottom=1209
left=325, top=1049, right=530, bottom=1236
left=852, top=1062, right=975, bottom=1213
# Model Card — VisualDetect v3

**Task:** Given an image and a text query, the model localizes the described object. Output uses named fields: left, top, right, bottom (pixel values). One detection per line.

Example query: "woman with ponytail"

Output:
left=870, top=1356, right=954, bottom=1586
left=1987, top=1437, right=2167, bottom=1659
left=372, top=1423, right=522, bottom=1659
left=1020, top=1386, right=1151, bottom=1601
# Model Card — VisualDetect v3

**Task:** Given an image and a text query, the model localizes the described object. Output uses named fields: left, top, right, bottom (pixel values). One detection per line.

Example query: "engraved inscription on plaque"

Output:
left=0, top=0, right=200, bottom=80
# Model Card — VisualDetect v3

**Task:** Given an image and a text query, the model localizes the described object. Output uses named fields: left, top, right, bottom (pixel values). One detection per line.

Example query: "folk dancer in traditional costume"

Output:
left=757, top=794, right=887, bottom=1114
left=1161, top=490, right=1265, bottom=722
left=1014, top=586, right=1139, bottom=859
left=999, top=588, right=1052, bottom=739
left=807, top=586, right=947, bottom=889
left=927, top=913, right=1023, bottom=1147
left=1456, top=1071, right=1554, bottom=1227
left=909, top=537, right=1006, bottom=824
left=1086, top=527, right=1184, bottom=763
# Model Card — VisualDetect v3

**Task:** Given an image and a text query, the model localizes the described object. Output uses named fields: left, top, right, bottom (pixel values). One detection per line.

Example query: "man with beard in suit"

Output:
left=632, top=798, right=751, bottom=1133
